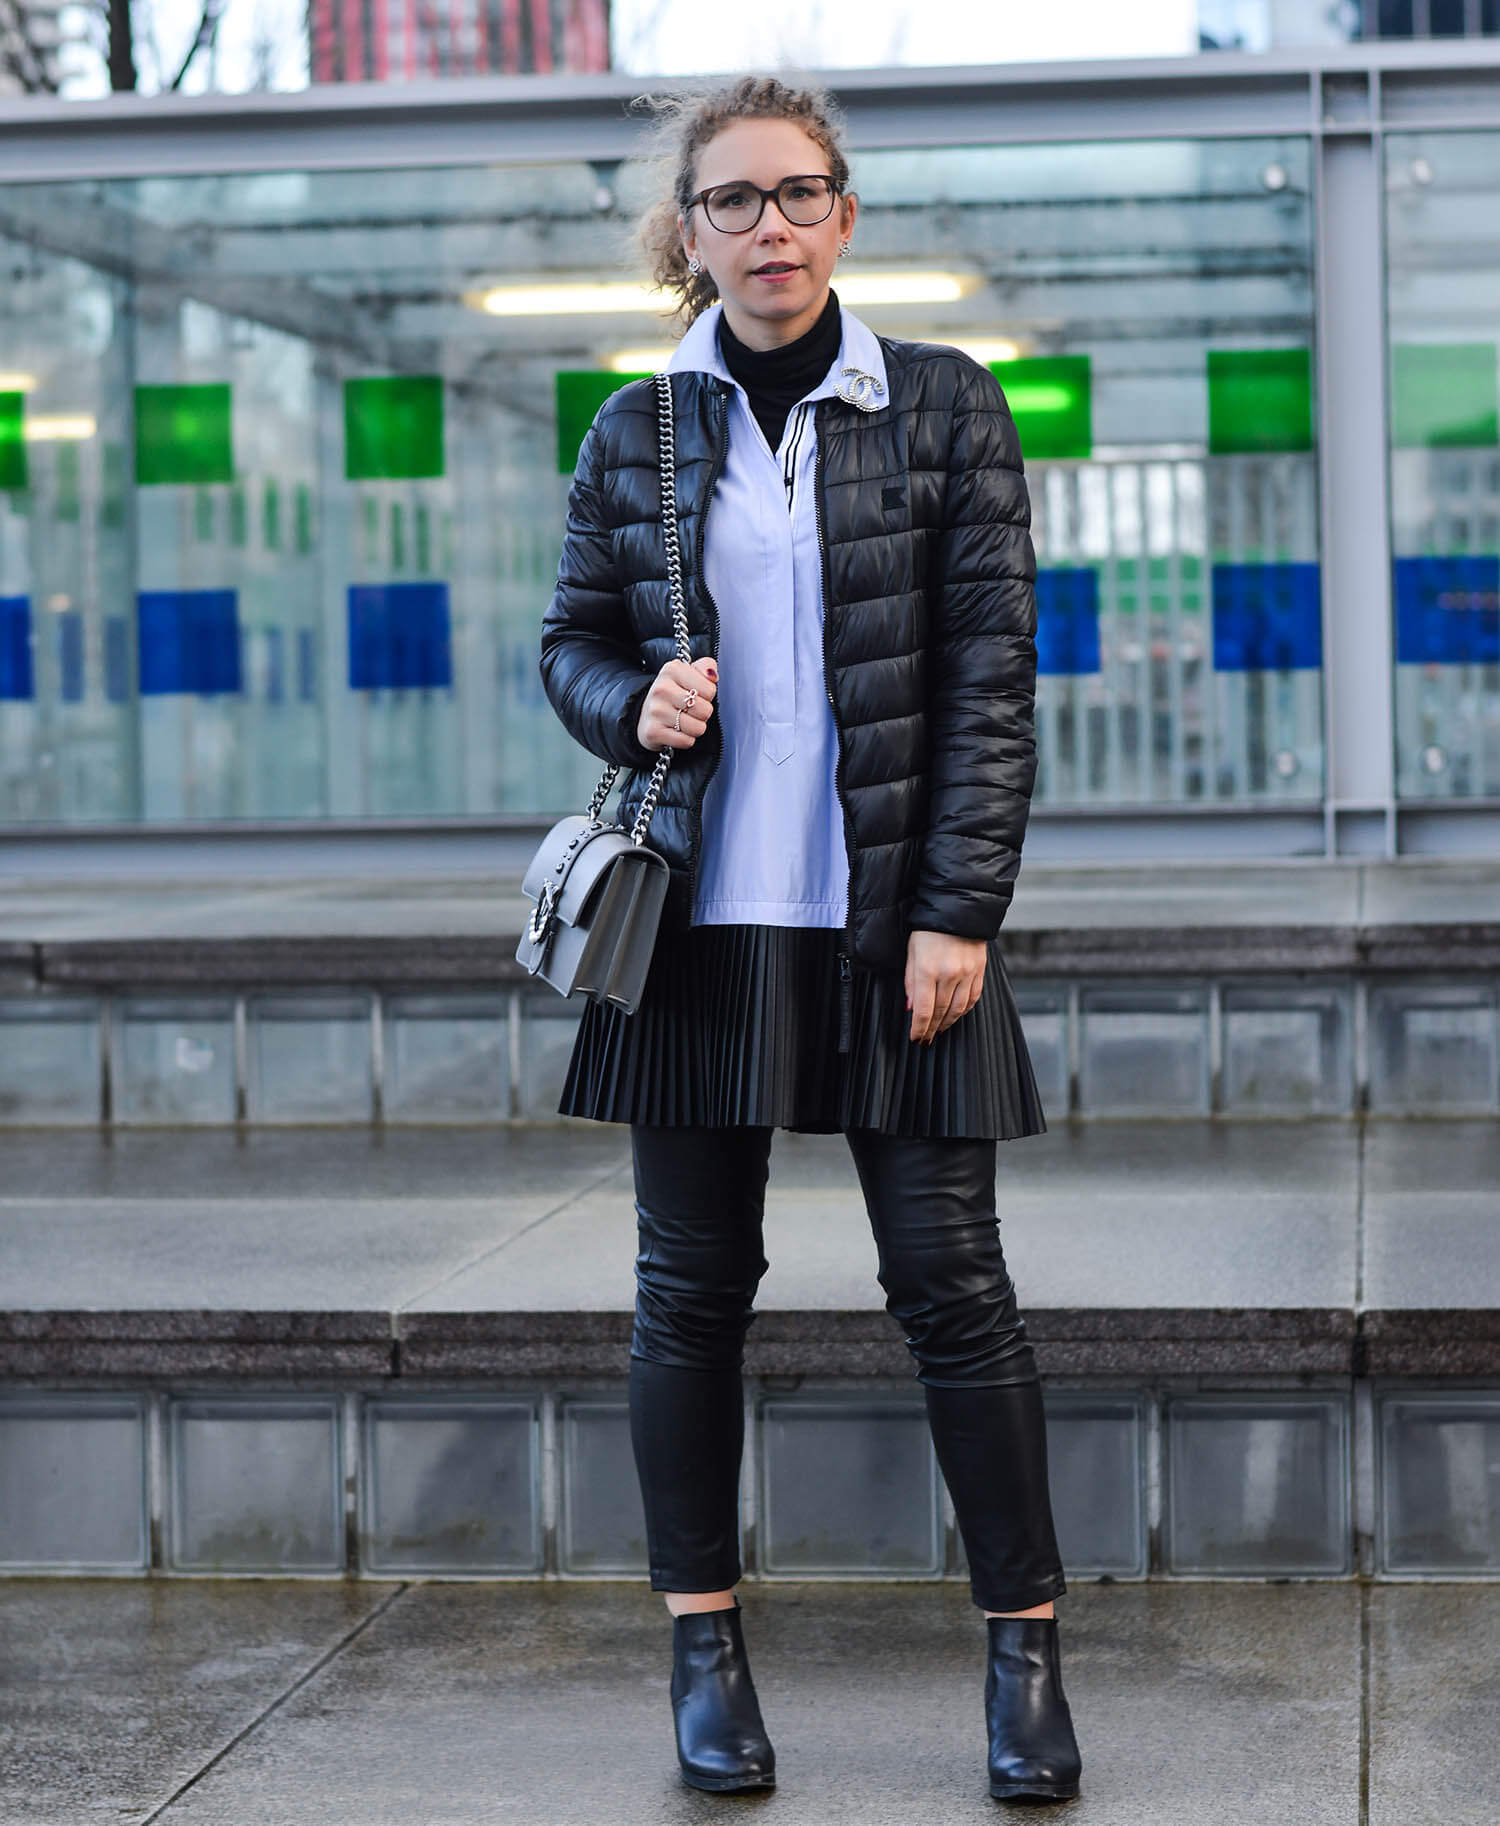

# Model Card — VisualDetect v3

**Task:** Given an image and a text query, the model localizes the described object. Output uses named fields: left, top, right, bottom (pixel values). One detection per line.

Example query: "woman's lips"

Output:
left=751, top=263, right=801, bottom=284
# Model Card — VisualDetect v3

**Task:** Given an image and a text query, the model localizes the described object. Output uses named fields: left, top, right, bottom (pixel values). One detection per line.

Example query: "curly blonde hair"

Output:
left=631, top=74, right=852, bottom=331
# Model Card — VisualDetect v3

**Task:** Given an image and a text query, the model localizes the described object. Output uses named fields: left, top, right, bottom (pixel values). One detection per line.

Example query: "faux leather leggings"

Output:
left=627, top=1123, right=1067, bottom=1614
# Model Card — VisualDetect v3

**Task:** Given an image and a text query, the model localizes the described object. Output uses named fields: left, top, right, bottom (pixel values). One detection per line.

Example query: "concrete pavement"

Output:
left=2, top=1575, right=1495, bottom=1824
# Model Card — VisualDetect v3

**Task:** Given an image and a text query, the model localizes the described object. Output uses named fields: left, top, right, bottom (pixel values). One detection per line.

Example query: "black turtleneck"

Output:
left=717, top=288, right=842, bottom=452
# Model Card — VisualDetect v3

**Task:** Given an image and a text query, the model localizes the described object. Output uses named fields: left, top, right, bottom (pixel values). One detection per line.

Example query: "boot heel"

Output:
left=670, top=1596, right=776, bottom=1792
left=985, top=1615, right=1082, bottom=1803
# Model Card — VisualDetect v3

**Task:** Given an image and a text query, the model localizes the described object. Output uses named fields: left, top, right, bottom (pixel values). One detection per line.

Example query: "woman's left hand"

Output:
left=904, top=929, right=987, bottom=1045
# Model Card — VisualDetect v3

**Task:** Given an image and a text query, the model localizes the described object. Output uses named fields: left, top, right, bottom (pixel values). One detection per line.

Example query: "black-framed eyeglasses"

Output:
left=685, top=174, right=840, bottom=235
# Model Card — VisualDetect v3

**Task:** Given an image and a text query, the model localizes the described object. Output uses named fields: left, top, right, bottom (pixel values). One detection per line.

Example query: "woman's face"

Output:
left=679, top=116, right=857, bottom=350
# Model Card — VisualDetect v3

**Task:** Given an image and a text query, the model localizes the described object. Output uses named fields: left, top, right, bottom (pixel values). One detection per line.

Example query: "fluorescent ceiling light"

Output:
left=476, top=281, right=674, bottom=317
left=0, top=372, right=38, bottom=392
left=474, top=270, right=972, bottom=318
left=605, top=345, right=677, bottom=373
left=24, top=414, right=96, bottom=441
left=954, top=339, right=1023, bottom=366
left=836, top=272, right=968, bottom=307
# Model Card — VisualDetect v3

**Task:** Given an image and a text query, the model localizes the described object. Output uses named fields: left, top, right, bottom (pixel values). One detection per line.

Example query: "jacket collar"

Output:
left=664, top=296, right=889, bottom=414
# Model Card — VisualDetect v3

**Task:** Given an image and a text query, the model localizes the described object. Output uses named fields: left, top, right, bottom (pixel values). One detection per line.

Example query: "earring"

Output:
left=837, top=241, right=851, bottom=259
left=687, top=254, right=703, bottom=276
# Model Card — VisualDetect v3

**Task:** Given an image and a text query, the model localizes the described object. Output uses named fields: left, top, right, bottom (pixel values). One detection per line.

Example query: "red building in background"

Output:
left=311, top=0, right=609, bottom=83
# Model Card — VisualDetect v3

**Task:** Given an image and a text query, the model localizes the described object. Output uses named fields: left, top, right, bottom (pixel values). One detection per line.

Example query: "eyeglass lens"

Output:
left=702, top=176, right=836, bottom=233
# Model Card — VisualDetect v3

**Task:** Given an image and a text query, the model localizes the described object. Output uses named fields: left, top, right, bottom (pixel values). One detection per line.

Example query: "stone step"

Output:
left=3, top=869, right=1500, bottom=1125
left=2, top=1122, right=1497, bottom=1581
left=4, top=856, right=1499, bottom=986
left=1, top=1120, right=1495, bottom=1380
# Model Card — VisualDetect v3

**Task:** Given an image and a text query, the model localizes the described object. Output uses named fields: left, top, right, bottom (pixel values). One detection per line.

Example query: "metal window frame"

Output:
left=3, top=43, right=1500, bottom=867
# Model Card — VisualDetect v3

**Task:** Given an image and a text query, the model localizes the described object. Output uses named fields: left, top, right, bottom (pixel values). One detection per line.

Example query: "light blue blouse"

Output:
left=664, top=301, right=891, bottom=929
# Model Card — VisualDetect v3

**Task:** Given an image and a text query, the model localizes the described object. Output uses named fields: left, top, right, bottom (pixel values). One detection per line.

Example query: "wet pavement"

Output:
left=2, top=1575, right=1495, bottom=1824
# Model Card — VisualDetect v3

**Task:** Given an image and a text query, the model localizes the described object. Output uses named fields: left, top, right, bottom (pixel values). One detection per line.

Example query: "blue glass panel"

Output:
left=264, top=625, right=284, bottom=704
left=347, top=581, right=452, bottom=690
left=1035, top=567, right=1100, bottom=674
left=104, top=616, right=130, bottom=703
left=297, top=627, right=317, bottom=703
left=0, top=596, right=33, bottom=700
left=58, top=610, right=85, bottom=703
left=1393, top=555, right=1500, bottom=665
left=137, top=589, right=243, bottom=696
left=1211, top=562, right=1322, bottom=671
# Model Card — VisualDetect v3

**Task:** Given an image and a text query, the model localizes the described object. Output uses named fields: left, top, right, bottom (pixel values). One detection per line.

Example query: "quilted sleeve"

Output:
left=906, top=356, right=1039, bottom=940
left=538, top=404, right=661, bottom=772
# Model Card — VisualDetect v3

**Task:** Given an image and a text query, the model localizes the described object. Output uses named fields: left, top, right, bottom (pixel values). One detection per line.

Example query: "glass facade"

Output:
left=0, top=78, right=1496, bottom=836
left=0, top=136, right=1327, bottom=827
left=1385, top=131, right=1500, bottom=801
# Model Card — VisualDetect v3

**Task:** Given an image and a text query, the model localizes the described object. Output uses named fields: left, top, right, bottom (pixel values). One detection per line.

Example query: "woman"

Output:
left=538, top=74, right=1082, bottom=1805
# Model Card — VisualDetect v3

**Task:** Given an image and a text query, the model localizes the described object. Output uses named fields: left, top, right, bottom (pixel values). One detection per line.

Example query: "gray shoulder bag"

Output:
left=515, top=371, right=690, bottom=1015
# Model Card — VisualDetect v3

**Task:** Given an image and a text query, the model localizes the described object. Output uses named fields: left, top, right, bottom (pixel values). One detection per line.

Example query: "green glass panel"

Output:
left=361, top=495, right=379, bottom=564
left=194, top=487, right=214, bottom=543
left=1391, top=342, right=1499, bottom=449
left=135, top=383, right=233, bottom=486
left=263, top=479, right=281, bottom=551
left=294, top=482, right=314, bottom=555
left=1207, top=348, right=1313, bottom=455
left=987, top=355, right=1091, bottom=460
left=344, top=375, right=444, bottom=480
left=228, top=483, right=248, bottom=548
left=390, top=500, right=406, bottom=570
left=556, top=370, right=652, bottom=473
left=0, top=392, right=26, bottom=491
left=415, top=502, right=431, bottom=573
left=55, top=441, right=80, bottom=523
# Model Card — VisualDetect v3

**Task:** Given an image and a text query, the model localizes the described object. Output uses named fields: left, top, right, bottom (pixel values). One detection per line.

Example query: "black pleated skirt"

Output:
left=556, top=922, right=1048, bottom=1140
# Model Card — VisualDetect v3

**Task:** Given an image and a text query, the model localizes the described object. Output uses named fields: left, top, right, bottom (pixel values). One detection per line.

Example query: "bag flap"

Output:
left=522, top=815, right=604, bottom=901
left=557, top=828, right=639, bottom=924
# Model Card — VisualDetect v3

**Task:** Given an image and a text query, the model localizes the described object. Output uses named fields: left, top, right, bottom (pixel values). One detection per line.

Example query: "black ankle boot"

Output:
left=669, top=1596, right=776, bottom=1792
left=984, top=1616, right=1082, bottom=1802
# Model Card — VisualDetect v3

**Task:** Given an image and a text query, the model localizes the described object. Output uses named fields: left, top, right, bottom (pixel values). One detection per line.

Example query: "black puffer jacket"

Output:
left=538, top=338, right=1039, bottom=976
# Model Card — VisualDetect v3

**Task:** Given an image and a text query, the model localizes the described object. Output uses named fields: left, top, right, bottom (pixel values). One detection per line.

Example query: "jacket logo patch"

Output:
left=882, top=485, right=905, bottom=513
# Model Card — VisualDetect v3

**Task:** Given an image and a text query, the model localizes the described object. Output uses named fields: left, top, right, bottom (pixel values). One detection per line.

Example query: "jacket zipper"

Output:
left=684, top=380, right=728, bottom=919
left=814, top=401, right=861, bottom=1049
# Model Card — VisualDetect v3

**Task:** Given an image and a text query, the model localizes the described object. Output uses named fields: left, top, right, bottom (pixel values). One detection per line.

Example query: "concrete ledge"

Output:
left=13, top=920, right=1500, bottom=990
left=1359, top=1310, right=1500, bottom=1377
left=2, top=859, right=1498, bottom=989
left=4, top=1303, right=1484, bottom=1382
left=0, top=1311, right=394, bottom=1380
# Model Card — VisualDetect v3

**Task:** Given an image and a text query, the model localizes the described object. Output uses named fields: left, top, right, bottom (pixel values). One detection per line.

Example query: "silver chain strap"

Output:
left=582, top=371, right=694, bottom=846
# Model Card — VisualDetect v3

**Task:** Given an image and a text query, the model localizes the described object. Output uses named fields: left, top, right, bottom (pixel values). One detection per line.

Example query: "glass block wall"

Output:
left=2, top=973, right=1497, bottom=1125
left=5, top=1383, right=1499, bottom=1579
left=0, top=137, right=1325, bottom=825
left=1385, top=131, right=1500, bottom=801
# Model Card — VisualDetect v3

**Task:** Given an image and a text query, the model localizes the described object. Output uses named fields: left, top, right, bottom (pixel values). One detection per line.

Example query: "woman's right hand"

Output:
left=637, top=656, right=718, bottom=751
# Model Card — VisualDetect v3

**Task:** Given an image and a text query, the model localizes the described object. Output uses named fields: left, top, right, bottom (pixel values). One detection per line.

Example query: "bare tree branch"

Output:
left=168, top=0, right=226, bottom=88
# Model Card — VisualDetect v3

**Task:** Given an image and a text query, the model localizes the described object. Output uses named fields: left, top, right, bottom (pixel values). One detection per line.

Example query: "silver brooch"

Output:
left=833, top=365, right=886, bottom=412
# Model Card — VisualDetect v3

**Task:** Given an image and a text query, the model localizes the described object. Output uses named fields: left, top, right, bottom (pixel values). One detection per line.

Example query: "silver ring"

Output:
left=681, top=688, right=698, bottom=713
left=672, top=707, right=683, bottom=731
